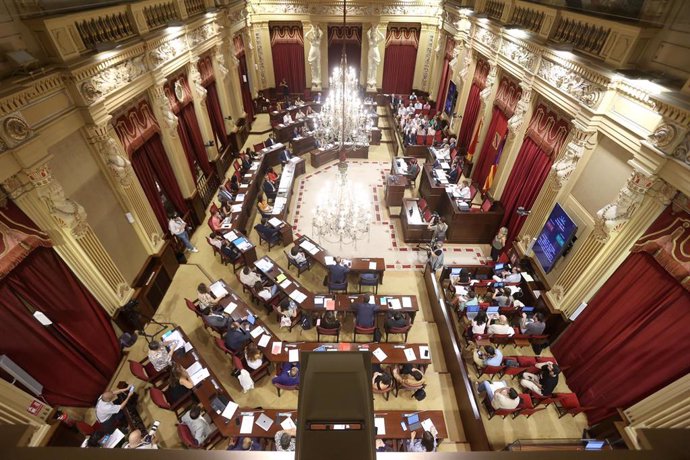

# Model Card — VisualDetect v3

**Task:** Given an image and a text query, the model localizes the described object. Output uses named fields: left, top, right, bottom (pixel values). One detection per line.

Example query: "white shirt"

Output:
left=291, top=251, right=307, bottom=264
left=458, top=186, right=471, bottom=200
left=168, top=218, right=186, bottom=236
left=283, top=114, right=292, bottom=124
left=181, top=411, right=214, bottom=444
left=504, top=273, right=522, bottom=283
left=95, top=398, right=120, bottom=423
left=487, top=323, right=515, bottom=336
left=245, top=353, right=263, bottom=370
left=239, top=270, right=262, bottom=287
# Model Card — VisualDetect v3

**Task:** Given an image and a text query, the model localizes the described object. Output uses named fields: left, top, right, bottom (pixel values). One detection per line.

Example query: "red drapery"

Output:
left=176, top=103, right=212, bottom=177
left=204, top=82, right=229, bottom=150
left=500, top=104, right=571, bottom=244
left=552, top=252, right=690, bottom=424
left=131, top=133, right=189, bottom=230
left=0, top=200, right=51, bottom=278
left=0, top=247, right=120, bottom=406
left=471, top=106, right=508, bottom=186
left=234, top=35, right=254, bottom=121
left=458, top=59, right=490, bottom=153
left=113, top=100, right=159, bottom=156
left=435, top=38, right=455, bottom=112
left=382, top=27, right=418, bottom=95
left=271, top=25, right=306, bottom=93
left=328, top=25, right=362, bottom=80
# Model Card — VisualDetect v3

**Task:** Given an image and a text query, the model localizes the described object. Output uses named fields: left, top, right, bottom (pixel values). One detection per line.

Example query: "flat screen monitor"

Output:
left=444, top=81, right=458, bottom=115
left=533, top=204, right=578, bottom=273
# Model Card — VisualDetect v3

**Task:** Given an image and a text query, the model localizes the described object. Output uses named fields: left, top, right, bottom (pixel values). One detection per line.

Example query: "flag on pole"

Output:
left=466, top=118, right=483, bottom=162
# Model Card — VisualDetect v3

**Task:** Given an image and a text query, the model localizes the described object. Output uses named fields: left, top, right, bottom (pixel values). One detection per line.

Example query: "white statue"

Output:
left=305, top=24, right=323, bottom=90
left=366, top=25, right=385, bottom=91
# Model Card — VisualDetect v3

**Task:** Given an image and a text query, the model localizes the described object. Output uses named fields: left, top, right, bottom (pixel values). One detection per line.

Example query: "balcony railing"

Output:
left=510, top=5, right=544, bottom=34
left=75, top=10, right=135, bottom=49
left=184, top=0, right=205, bottom=17
left=551, top=14, right=611, bottom=57
left=485, top=0, right=505, bottom=21
left=144, top=1, right=180, bottom=31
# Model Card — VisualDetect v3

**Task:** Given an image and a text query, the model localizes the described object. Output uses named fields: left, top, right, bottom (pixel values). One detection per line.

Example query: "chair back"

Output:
left=185, top=298, right=202, bottom=318
left=388, top=323, right=411, bottom=334
left=253, top=142, right=265, bottom=152
left=177, top=423, right=200, bottom=449
left=317, top=326, right=339, bottom=336
left=416, top=134, right=425, bottom=145
left=490, top=333, right=513, bottom=347
left=354, top=324, right=376, bottom=334
left=149, top=387, right=171, bottom=410
left=425, top=135, right=434, bottom=146
left=418, top=198, right=428, bottom=213
left=214, top=336, right=233, bottom=356
left=274, top=382, right=299, bottom=391
left=128, top=359, right=150, bottom=382
left=232, top=354, right=244, bottom=371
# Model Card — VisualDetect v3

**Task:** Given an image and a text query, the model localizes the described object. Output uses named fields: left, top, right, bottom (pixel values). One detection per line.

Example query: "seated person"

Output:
left=352, top=297, right=377, bottom=328
left=228, top=437, right=262, bottom=451
left=278, top=148, right=293, bottom=164
left=372, top=365, right=393, bottom=392
left=428, top=217, right=448, bottom=243
left=239, top=150, right=252, bottom=171
left=218, top=187, right=234, bottom=204
left=166, top=363, right=193, bottom=404
left=264, top=133, right=276, bottom=147
left=255, top=222, right=280, bottom=242
left=224, top=321, right=251, bottom=352
left=520, top=361, right=560, bottom=396
left=148, top=338, right=177, bottom=372
left=422, top=101, right=431, bottom=110
left=181, top=405, right=214, bottom=445
left=447, top=165, right=461, bottom=184
left=266, top=167, right=279, bottom=182
left=473, top=345, right=503, bottom=368
left=393, top=364, right=425, bottom=388
left=239, top=266, right=263, bottom=287
left=385, top=312, right=408, bottom=329
left=294, top=109, right=305, bottom=120
left=407, top=430, right=437, bottom=452
left=494, top=267, right=523, bottom=283
left=282, top=112, right=292, bottom=124
left=254, top=281, right=279, bottom=302
left=487, top=315, right=515, bottom=336
left=320, top=311, right=340, bottom=329
left=244, top=344, right=264, bottom=370
left=95, top=386, right=135, bottom=431
left=493, top=287, right=511, bottom=307
left=201, top=305, right=230, bottom=331
left=274, top=428, right=297, bottom=452
left=228, top=175, right=240, bottom=194
left=520, top=311, right=546, bottom=335
left=209, top=211, right=223, bottom=233
left=273, top=363, right=300, bottom=387
left=289, top=246, right=308, bottom=267
left=208, top=233, right=240, bottom=261
left=327, top=256, right=350, bottom=285
left=123, top=429, right=158, bottom=449
left=477, top=381, right=520, bottom=410
left=257, top=193, right=273, bottom=214
left=457, top=180, right=472, bottom=200
left=218, top=201, right=232, bottom=218
left=471, top=310, right=488, bottom=336
left=278, top=297, right=299, bottom=319
left=292, top=126, right=300, bottom=139
left=262, top=177, right=277, bottom=200
left=305, top=105, right=314, bottom=115
left=294, top=96, right=304, bottom=105
left=452, top=289, right=479, bottom=310
left=197, top=282, right=219, bottom=309
left=406, top=158, right=420, bottom=180
left=314, top=92, right=322, bottom=103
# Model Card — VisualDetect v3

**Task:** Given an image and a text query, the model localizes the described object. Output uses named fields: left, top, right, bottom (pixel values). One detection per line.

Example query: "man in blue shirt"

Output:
left=472, top=345, right=502, bottom=368
left=328, top=257, right=349, bottom=285
left=352, top=298, right=377, bottom=328
left=224, top=322, right=251, bottom=352
left=272, top=363, right=299, bottom=387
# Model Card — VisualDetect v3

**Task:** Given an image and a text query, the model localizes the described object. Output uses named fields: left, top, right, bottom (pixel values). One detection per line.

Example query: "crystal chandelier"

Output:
left=311, top=0, right=371, bottom=248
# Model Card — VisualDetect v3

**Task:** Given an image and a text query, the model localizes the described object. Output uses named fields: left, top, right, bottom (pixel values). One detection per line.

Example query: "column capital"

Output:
left=479, top=64, right=497, bottom=105
left=83, top=124, right=133, bottom=188
left=1, top=172, right=34, bottom=200
left=214, top=43, right=230, bottom=80
left=549, top=121, right=597, bottom=190
left=187, top=60, right=208, bottom=103
left=507, top=81, right=534, bottom=138
left=148, top=84, right=179, bottom=136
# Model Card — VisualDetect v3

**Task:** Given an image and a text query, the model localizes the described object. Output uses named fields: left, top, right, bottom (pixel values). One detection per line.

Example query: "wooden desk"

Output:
left=269, top=342, right=430, bottom=367
left=254, top=256, right=315, bottom=309
left=169, top=327, right=236, bottom=438
left=267, top=158, right=305, bottom=221
left=273, top=119, right=307, bottom=143
left=294, top=235, right=385, bottom=282
left=310, top=144, right=369, bottom=168
left=267, top=217, right=293, bottom=246
left=215, top=408, right=447, bottom=441
left=418, top=164, right=446, bottom=209
left=269, top=102, right=321, bottom=124
left=221, top=229, right=258, bottom=265
left=370, top=127, right=381, bottom=145
left=438, top=194, right=504, bottom=244
left=404, top=144, right=430, bottom=158
left=223, top=158, right=267, bottom=234
left=258, top=142, right=286, bottom=167
left=334, top=293, right=419, bottom=322
left=291, top=135, right=316, bottom=155
left=385, top=175, right=408, bottom=207
left=400, top=198, right=432, bottom=243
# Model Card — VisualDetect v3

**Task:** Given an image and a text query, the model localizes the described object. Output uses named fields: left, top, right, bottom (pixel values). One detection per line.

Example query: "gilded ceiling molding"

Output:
left=537, top=59, right=605, bottom=109
left=80, top=56, right=148, bottom=103
left=0, top=73, right=64, bottom=117
left=248, top=1, right=442, bottom=18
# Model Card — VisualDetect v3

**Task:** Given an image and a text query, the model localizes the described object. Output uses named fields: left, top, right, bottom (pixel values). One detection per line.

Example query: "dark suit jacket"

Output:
left=279, top=150, right=292, bottom=163
left=224, top=328, right=250, bottom=352
left=353, top=302, right=377, bottom=328
left=263, top=180, right=277, bottom=196
left=265, top=138, right=275, bottom=147
left=385, top=314, right=408, bottom=330
left=328, top=264, right=349, bottom=284
left=205, top=313, right=230, bottom=330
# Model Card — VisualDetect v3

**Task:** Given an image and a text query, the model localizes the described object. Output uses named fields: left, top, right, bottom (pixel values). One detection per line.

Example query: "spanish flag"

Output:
left=466, top=118, right=482, bottom=162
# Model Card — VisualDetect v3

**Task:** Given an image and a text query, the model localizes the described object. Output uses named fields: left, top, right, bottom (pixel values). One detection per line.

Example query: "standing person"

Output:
left=491, top=227, right=508, bottom=262
left=429, top=245, right=445, bottom=272
left=169, top=213, right=198, bottom=253
left=427, top=216, right=448, bottom=244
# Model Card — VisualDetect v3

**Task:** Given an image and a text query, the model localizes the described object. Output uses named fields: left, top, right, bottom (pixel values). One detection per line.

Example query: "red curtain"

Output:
left=328, top=25, right=361, bottom=79
left=177, top=103, right=212, bottom=177
left=552, top=252, right=690, bottom=424
left=0, top=247, right=120, bottom=406
left=131, top=134, right=189, bottom=230
left=472, top=107, right=508, bottom=187
left=0, top=200, right=51, bottom=278
left=237, top=53, right=254, bottom=121
left=435, top=59, right=451, bottom=113
left=271, top=26, right=306, bottom=94
left=204, top=82, right=229, bottom=150
left=499, top=138, right=553, bottom=242
left=382, top=45, right=417, bottom=95
left=458, top=83, right=482, bottom=152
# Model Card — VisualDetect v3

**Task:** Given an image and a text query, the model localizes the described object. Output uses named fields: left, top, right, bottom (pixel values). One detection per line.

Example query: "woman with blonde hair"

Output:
left=491, top=227, right=508, bottom=262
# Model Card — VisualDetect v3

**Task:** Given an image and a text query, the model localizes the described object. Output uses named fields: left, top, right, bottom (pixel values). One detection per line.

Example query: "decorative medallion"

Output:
left=648, top=123, right=677, bottom=150
left=4, top=116, right=31, bottom=141
left=174, top=80, right=185, bottom=102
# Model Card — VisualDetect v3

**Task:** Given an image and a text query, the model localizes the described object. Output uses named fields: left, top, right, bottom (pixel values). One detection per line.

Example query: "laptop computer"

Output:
left=465, top=305, right=480, bottom=321
left=521, top=306, right=535, bottom=313
left=246, top=313, right=256, bottom=325
left=406, top=413, right=422, bottom=431
left=486, top=306, right=500, bottom=315
left=211, top=394, right=230, bottom=413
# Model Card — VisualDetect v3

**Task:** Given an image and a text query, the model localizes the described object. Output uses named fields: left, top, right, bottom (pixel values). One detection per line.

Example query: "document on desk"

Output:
left=288, top=349, right=299, bottom=363
left=183, top=342, right=194, bottom=353
left=223, top=230, right=239, bottom=241
left=231, top=204, right=243, bottom=212
left=522, top=272, right=534, bottom=282
left=368, top=261, right=378, bottom=270
left=325, top=299, right=335, bottom=310
left=402, top=296, right=412, bottom=308
left=210, top=281, right=228, bottom=299
left=250, top=326, right=264, bottom=338
left=224, top=302, right=238, bottom=315
left=185, top=361, right=203, bottom=377
left=281, top=416, right=296, bottom=430
left=239, top=184, right=248, bottom=190
left=374, top=417, right=386, bottom=436
left=268, top=217, right=283, bottom=227
left=324, top=255, right=335, bottom=265
left=279, top=278, right=292, bottom=289
left=314, top=296, right=324, bottom=305
left=104, top=429, right=125, bottom=448
left=258, top=334, right=271, bottom=348
left=256, top=413, right=274, bottom=431
left=289, top=290, right=307, bottom=303
left=250, top=163, right=259, bottom=171
left=300, top=240, right=316, bottom=252
left=240, top=415, right=255, bottom=434
left=243, top=173, right=252, bottom=178
left=221, top=401, right=239, bottom=420
left=372, top=347, right=388, bottom=362
left=404, top=348, right=417, bottom=362
left=164, top=330, right=184, bottom=349
left=271, top=341, right=282, bottom=355
left=388, top=298, right=402, bottom=310
left=235, top=193, right=245, bottom=203
left=421, top=418, right=438, bottom=437
left=189, top=367, right=210, bottom=386
left=255, top=258, right=274, bottom=272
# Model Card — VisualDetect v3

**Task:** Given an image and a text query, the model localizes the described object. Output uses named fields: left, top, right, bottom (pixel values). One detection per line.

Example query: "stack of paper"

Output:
left=374, top=417, right=386, bottom=436
left=224, top=302, right=238, bottom=315
left=104, top=429, right=125, bottom=448
left=522, top=272, right=534, bottom=282
left=281, top=417, right=296, bottom=430
left=235, top=193, right=245, bottom=202
left=258, top=334, right=271, bottom=348
left=402, top=297, right=412, bottom=308
left=314, top=296, right=324, bottom=305
left=221, top=401, right=239, bottom=419
left=300, top=240, right=316, bottom=252
left=324, top=256, right=335, bottom=265
left=240, top=415, right=255, bottom=434
left=419, top=346, right=430, bottom=359
left=279, top=278, right=292, bottom=288
left=372, top=348, right=388, bottom=362
left=368, top=261, right=377, bottom=270
left=421, top=418, right=438, bottom=436
left=183, top=342, right=194, bottom=352
left=271, top=341, right=283, bottom=355
left=404, top=348, right=417, bottom=362
left=255, top=258, right=274, bottom=272
left=189, top=367, right=210, bottom=385
left=231, top=204, right=243, bottom=212
left=268, top=217, right=283, bottom=227
left=288, top=349, right=299, bottom=363
left=289, top=290, right=307, bottom=303
left=223, top=230, right=239, bottom=241
left=163, top=330, right=184, bottom=349
left=210, top=281, right=228, bottom=299
left=388, top=298, right=402, bottom=310
left=250, top=326, right=264, bottom=338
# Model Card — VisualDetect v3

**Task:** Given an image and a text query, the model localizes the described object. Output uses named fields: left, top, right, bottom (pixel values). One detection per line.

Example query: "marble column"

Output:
left=546, top=170, right=676, bottom=316
left=82, top=122, right=164, bottom=254
left=450, top=38, right=476, bottom=136
left=147, top=81, right=196, bottom=198
left=211, top=43, right=237, bottom=135
left=187, top=58, right=216, bottom=160
left=471, top=59, right=499, bottom=164
left=2, top=159, right=134, bottom=315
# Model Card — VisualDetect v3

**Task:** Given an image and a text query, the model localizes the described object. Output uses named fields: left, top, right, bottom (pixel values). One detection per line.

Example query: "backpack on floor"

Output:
left=301, top=314, right=313, bottom=330
left=412, top=387, right=426, bottom=401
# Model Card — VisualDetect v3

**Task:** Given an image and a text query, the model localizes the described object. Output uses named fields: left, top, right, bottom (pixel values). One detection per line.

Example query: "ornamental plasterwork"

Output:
left=507, top=84, right=532, bottom=136
left=538, top=59, right=604, bottom=109
left=0, top=111, right=35, bottom=150
left=250, top=2, right=440, bottom=17
left=102, top=137, right=132, bottom=187
left=189, top=63, right=207, bottom=102
left=421, top=30, right=436, bottom=90
left=149, top=37, right=188, bottom=68
left=671, top=133, right=690, bottom=165
left=647, top=122, right=679, bottom=152
left=549, top=124, right=596, bottom=190
left=253, top=29, right=267, bottom=88
left=0, top=73, right=64, bottom=117
left=1, top=173, right=34, bottom=199
left=151, top=86, right=179, bottom=134
left=188, top=23, right=218, bottom=49
left=479, top=64, right=497, bottom=104
left=82, top=56, right=148, bottom=102
left=215, top=47, right=229, bottom=79
left=500, top=40, right=536, bottom=73
left=475, top=27, right=499, bottom=52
